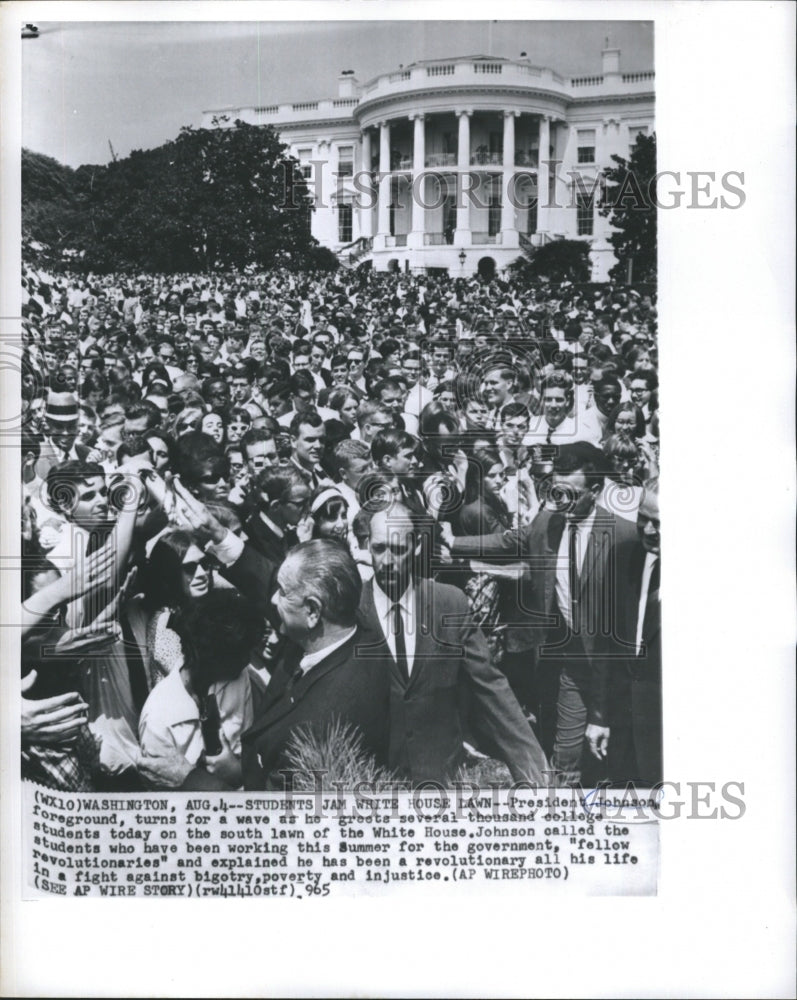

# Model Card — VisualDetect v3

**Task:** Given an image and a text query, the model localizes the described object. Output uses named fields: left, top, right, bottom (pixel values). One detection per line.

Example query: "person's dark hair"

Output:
left=372, top=376, right=405, bottom=402
left=628, top=368, right=659, bottom=391
left=240, top=426, right=274, bottom=456
left=142, top=529, right=202, bottom=611
left=288, top=370, right=315, bottom=397
left=124, top=400, right=162, bottom=431
left=370, top=427, right=418, bottom=467
left=170, top=589, right=264, bottom=686
left=21, top=556, right=60, bottom=602
left=174, top=431, right=223, bottom=484
left=328, top=388, right=357, bottom=413
left=552, top=441, right=607, bottom=486
left=283, top=540, right=361, bottom=628
left=141, top=361, right=173, bottom=393
left=256, top=465, right=308, bottom=504
left=79, top=371, right=109, bottom=401
left=289, top=408, right=323, bottom=438
left=464, top=446, right=503, bottom=504
left=45, top=460, right=105, bottom=516
left=499, top=401, right=531, bottom=425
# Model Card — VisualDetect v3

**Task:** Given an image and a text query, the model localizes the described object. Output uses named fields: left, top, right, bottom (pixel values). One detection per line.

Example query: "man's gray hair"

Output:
left=285, top=540, right=362, bottom=627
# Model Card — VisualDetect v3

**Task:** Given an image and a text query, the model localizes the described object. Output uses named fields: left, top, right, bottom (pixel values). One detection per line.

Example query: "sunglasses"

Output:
left=182, top=557, right=212, bottom=576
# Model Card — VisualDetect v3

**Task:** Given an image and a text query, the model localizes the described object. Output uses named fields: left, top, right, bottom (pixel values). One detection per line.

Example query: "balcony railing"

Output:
left=471, top=232, right=503, bottom=245
left=571, top=75, right=604, bottom=87
left=385, top=234, right=408, bottom=248
left=515, top=151, right=539, bottom=167
left=622, top=71, right=655, bottom=83
left=471, top=151, right=503, bottom=166
left=425, top=152, right=456, bottom=167
left=424, top=233, right=453, bottom=246
left=473, top=61, right=503, bottom=74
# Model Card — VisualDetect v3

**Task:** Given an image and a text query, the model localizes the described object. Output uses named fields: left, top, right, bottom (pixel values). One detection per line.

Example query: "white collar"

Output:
left=298, top=626, right=357, bottom=675
left=372, top=580, right=414, bottom=620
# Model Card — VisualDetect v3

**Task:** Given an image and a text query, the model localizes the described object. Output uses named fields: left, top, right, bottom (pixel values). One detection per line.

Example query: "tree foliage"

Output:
left=22, top=120, right=332, bottom=273
left=599, top=132, right=657, bottom=283
left=508, top=237, right=592, bottom=283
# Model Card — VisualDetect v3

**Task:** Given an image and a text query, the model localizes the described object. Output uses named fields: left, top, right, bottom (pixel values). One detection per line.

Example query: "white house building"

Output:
left=201, top=47, right=654, bottom=279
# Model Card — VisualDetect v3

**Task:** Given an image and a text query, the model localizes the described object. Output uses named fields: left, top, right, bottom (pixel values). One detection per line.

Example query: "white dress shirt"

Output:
left=555, top=509, right=597, bottom=630
left=372, top=581, right=417, bottom=676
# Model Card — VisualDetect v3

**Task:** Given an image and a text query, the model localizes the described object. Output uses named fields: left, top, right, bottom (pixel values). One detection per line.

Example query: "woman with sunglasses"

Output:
left=126, top=528, right=215, bottom=689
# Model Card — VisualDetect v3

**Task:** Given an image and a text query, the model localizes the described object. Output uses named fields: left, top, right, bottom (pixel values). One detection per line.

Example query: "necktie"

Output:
left=568, top=523, right=581, bottom=633
left=391, top=602, right=409, bottom=682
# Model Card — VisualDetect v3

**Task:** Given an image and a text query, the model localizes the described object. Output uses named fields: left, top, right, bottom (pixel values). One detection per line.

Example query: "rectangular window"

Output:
left=488, top=192, right=501, bottom=236
left=526, top=194, right=537, bottom=235
left=629, top=125, right=649, bottom=153
left=576, top=191, right=594, bottom=236
left=338, top=145, right=354, bottom=177
left=443, top=192, right=456, bottom=243
left=297, top=148, right=313, bottom=180
left=577, top=129, right=596, bottom=165
left=338, top=202, right=353, bottom=243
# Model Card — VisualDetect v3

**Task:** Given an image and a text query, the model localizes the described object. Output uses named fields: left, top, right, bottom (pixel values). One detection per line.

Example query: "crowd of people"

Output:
left=19, top=263, right=661, bottom=792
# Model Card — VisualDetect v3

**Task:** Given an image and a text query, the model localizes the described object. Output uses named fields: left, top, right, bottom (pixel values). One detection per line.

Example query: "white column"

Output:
left=376, top=121, right=391, bottom=241
left=359, top=129, right=373, bottom=239
left=537, top=114, right=551, bottom=232
left=550, top=123, right=573, bottom=234
left=501, top=110, right=519, bottom=246
left=408, top=114, right=426, bottom=248
left=454, top=109, right=472, bottom=245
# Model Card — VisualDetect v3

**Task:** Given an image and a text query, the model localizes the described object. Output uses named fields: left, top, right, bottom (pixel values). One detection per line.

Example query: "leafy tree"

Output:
left=599, top=132, right=657, bottom=283
left=21, top=149, right=86, bottom=262
left=23, top=120, right=328, bottom=273
left=78, top=119, right=319, bottom=273
left=508, top=237, right=591, bottom=283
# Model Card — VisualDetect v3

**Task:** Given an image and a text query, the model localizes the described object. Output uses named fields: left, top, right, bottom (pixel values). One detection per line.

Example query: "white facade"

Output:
left=201, top=48, right=654, bottom=279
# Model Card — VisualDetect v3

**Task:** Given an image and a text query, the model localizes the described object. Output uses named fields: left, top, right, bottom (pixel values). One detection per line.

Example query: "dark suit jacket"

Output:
left=451, top=505, right=639, bottom=727
left=240, top=630, right=390, bottom=790
left=242, top=510, right=290, bottom=566
left=613, top=543, right=662, bottom=784
left=356, top=577, right=549, bottom=785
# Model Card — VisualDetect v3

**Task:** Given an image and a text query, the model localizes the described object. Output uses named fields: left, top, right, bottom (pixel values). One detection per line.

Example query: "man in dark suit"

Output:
left=608, top=479, right=661, bottom=785
left=241, top=540, right=389, bottom=789
left=357, top=501, right=548, bottom=786
left=142, top=538, right=390, bottom=791
left=443, top=443, right=638, bottom=786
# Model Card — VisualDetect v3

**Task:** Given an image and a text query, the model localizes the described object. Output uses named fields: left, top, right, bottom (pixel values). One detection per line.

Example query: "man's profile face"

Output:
left=637, top=491, right=661, bottom=555
left=273, top=559, right=311, bottom=641
left=482, top=371, right=512, bottom=408
left=292, top=423, right=325, bottom=467
left=368, top=507, right=419, bottom=600
left=383, top=445, right=418, bottom=478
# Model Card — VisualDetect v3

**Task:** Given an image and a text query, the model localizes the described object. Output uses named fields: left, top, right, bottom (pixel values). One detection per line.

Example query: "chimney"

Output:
left=602, top=47, right=621, bottom=80
left=338, top=70, right=359, bottom=98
